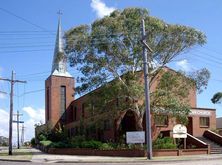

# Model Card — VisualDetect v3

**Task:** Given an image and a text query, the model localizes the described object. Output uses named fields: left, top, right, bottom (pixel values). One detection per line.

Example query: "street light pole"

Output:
left=141, top=19, right=153, bottom=160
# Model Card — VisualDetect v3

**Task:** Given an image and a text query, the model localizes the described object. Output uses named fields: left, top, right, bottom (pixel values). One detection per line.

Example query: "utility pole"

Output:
left=21, top=124, right=25, bottom=146
left=0, top=71, right=26, bottom=155
left=13, top=110, right=24, bottom=149
left=141, top=19, right=153, bottom=160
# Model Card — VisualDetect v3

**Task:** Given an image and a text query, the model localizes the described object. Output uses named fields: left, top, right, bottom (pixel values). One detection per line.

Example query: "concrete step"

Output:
left=197, top=137, right=222, bottom=148
left=196, top=136, right=222, bottom=154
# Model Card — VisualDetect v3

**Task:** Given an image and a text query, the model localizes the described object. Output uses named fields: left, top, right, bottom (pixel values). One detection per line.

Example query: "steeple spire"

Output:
left=51, top=11, right=72, bottom=77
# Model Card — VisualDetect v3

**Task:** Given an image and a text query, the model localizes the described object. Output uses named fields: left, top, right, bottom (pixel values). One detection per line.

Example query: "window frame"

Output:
left=199, top=117, right=210, bottom=128
left=154, top=115, right=169, bottom=127
left=60, top=86, right=66, bottom=122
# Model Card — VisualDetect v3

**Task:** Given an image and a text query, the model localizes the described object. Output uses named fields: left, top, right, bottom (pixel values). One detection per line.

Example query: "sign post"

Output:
left=173, top=124, right=187, bottom=149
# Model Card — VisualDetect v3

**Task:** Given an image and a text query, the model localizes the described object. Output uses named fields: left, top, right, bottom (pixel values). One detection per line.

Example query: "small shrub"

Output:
left=40, top=140, right=52, bottom=147
left=48, top=131, right=68, bottom=142
left=81, top=140, right=102, bottom=149
left=153, top=137, right=177, bottom=149
left=210, top=129, right=219, bottom=134
left=127, top=144, right=143, bottom=150
left=99, top=143, right=114, bottom=150
left=31, top=138, right=36, bottom=146
left=69, top=135, right=86, bottom=148
left=38, top=134, right=47, bottom=141
left=50, top=141, right=71, bottom=148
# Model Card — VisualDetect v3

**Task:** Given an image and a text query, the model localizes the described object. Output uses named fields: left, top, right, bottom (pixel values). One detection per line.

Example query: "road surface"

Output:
left=1, top=158, right=222, bottom=165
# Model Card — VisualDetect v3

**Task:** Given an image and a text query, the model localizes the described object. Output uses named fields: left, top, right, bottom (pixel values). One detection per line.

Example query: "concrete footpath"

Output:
left=0, top=147, right=222, bottom=163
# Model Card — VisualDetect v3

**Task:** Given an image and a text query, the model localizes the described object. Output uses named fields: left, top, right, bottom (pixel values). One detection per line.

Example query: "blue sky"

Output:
left=0, top=0, right=222, bottom=142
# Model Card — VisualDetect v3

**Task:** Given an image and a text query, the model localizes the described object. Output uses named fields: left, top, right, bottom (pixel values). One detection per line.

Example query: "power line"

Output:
left=189, top=53, right=222, bottom=66
left=0, top=32, right=55, bottom=35
left=0, top=44, right=53, bottom=49
left=0, top=7, right=52, bottom=32
left=0, top=49, right=52, bottom=54
left=202, top=46, right=222, bottom=56
left=0, top=36, right=55, bottom=40
left=194, top=49, right=222, bottom=62
left=20, top=88, right=45, bottom=96
left=18, top=79, right=78, bottom=96
left=0, top=32, right=56, bottom=36
left=16, top=71, right=51, bottom=77
left=0, top=41, right=52, bottom=45
left=0, top=30, right=56, bottom=33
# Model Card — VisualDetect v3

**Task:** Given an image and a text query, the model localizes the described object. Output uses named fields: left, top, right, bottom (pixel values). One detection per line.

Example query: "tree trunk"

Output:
left=133, top=102, right=144, bottom=131
left=136, top=116, right=144, bottom=131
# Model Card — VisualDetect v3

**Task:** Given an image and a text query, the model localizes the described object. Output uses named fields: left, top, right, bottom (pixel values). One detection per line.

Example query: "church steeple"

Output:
left=51, top=12, right=72, bottom=77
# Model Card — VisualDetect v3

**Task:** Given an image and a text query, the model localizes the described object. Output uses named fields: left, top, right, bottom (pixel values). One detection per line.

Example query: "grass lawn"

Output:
left=0, top=147, right=33, bottom=161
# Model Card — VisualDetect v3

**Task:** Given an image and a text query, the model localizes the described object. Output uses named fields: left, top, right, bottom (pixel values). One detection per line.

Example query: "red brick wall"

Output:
left=189, top=108, right=216, bottom=137
left=63, top=67, right=215, bottom=140
left=45, top=75, right=74, bottom=128
left=149, top=67, right=197, bottom=107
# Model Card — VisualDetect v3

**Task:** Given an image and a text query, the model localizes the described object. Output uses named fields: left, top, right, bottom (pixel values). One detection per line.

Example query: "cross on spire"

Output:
left=51, top=11, right=72, bottom=77
left=57, top=10, right=63, bottom=19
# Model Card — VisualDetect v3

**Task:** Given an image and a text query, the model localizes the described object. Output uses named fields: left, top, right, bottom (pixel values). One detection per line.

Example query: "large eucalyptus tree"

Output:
left=65, top=8, right=210, bottom=129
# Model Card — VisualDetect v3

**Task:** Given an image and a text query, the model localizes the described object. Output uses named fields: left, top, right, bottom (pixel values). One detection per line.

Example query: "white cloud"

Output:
left=22, top=106, right=45, bottom=141
left=0, top=109, right=9, bottom=137
left=0, top=107, right=45, bottom=145
left=176, top=59, right=191, bottom=72
left=23, top=106, right=44, bottom=122
left=0, top=66, right=3, bottom=75
left=0, top=67, right=7, bottom=100
left=0, top=109, right=17, bottom=145
left=90, top=0, right=115, bottom=18
left=0, top=93, right=7, bottom=99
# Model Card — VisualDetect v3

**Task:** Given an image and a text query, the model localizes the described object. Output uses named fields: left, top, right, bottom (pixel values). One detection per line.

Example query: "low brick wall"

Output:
left=153, top=149, right=178, bottom=157
left=153, top=148, right=209, bottom=156
left=48, top=148, right=146, bottom=157
left=180, top=148, right=209, bottom=155
left=40, top=147, right=209, bottom=157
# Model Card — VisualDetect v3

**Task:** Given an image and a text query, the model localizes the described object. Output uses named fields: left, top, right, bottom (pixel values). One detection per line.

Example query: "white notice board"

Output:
left=126, top=131, right=145, bottom=144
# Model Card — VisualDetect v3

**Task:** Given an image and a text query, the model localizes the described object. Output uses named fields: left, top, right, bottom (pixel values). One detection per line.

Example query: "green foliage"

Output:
left=50, top=141, right=71, bottom=148
left=65, top=7, right=206, bottom=95
left=151, top=71, right=192, bottom=124
left=63, top=8, right=211, bottom=138
left=48, top=137, right=115, bottom=150
left=55, top=52, right=65, bottom=63
left=1, top=142, right=8, bottom=146
left=210, top=129, right=219, bottom=134
left=153, top=137, right=177, bottom=149
left=188, top=68, right=210, bottom=94
left=99, top=143, right=115, bottom=150
left=30, top=138, right=36, bottom=146
left=37, top=134, right=116, bottom=150
left=65, top=7, right=209, bottom=130
left=81, top=140, right=103, bottom=149
left=40, top=140, right=52, bottom=147
left=47, top=127, right=69, bottom=142
left=211, top=92, right=222, bottom=104
left=38, top=134, right=47, bottom=141
left=69, top=135, right=86, bottom=148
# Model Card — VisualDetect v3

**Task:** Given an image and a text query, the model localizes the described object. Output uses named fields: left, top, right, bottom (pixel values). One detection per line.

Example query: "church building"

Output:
left=45, top=17, right=74, bottom=129
left=37, top=18, right=218, bottom=145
